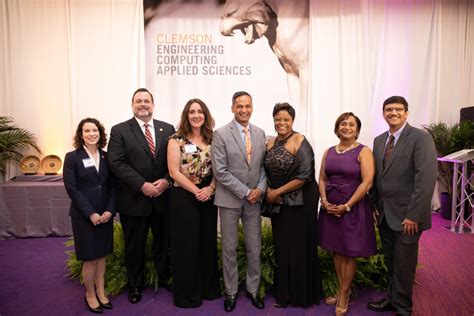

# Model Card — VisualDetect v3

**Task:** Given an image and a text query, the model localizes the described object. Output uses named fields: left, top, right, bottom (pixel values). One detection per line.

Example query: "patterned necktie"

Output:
left=383, top=134, right=395, bottom=169
left=244, top=126, right=252, bottom=162
left=144, top=123, right=155, bottom=156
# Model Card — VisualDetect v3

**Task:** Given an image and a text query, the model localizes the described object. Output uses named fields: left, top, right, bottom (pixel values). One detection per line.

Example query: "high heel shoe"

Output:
left=84, top=296, right=103, bottom=314
left=96, top=294, right=113, bottom=309
left=326, top=289, right=351, bottom=305
left=273, top=301, right=288, bottom=308
left=335, top=292, right=350, bottom=316
left=325, top=293, right=339, bottom=305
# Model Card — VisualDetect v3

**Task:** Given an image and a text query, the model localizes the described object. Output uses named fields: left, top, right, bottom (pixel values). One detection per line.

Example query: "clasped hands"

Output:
left=265, top=188, right=282, bottom=205
left=89, top=211, right=112, bottom=226
left=195, top=186, right=214, bottom=202
left=322, top=200, right=346, bottom=217
left=247, top=188, right=263, bottom=204
left=141, top=179, right=169, bottom=198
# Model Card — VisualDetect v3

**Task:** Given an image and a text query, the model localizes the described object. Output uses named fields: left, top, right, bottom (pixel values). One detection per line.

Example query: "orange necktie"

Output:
left=244, top=126, right=252, bottom=162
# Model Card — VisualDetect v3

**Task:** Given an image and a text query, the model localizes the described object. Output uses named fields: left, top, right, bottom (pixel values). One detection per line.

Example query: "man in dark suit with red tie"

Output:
left=368, top=96, right=437, bottom=315
left=108, top=88, right=175, bottom=304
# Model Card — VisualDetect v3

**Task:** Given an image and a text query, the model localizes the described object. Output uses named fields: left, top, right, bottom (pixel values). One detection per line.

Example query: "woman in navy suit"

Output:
left=64, top=118, right=116, bottom=314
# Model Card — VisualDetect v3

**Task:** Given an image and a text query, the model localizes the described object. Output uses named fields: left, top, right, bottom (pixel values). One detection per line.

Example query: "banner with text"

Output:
left=144, top=0, right=309, bottom=132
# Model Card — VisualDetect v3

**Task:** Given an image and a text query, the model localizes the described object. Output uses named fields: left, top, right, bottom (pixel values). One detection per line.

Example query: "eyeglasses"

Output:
left=384, top=107, right=405, bottom=113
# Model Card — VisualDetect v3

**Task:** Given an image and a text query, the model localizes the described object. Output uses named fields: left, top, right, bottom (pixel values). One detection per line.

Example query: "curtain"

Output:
left=1, top=0, right=473, bottom=180
left=0, top=0, right=144, bottom=180
left=309, top=0, right=474, bottom=170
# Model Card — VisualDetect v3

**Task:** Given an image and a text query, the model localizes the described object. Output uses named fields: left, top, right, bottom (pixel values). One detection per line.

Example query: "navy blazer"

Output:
left=63, top=148, right=117, bottom=220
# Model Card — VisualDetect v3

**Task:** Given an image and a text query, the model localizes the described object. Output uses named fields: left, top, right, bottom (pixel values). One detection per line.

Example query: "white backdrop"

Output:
left=1, top=0, right=473, bottom=181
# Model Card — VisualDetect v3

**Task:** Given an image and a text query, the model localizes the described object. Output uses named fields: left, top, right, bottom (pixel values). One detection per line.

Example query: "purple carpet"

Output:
left=0, top=213, right=472, bottom=315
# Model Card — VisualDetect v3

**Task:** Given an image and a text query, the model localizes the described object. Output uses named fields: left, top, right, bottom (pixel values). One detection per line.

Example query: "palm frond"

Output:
left=0, top=116, right=42, bottom=175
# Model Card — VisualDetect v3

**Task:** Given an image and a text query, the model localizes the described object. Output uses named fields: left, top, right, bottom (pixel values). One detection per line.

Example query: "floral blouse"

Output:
left=170, top=134, right=212, bottom=185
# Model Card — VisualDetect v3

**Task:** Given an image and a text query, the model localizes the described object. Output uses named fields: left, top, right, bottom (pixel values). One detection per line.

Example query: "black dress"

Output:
left=63, top=148, right=115, bottom=261
left=169, top=135, right=220, bottom=308
left=264, top=136, right=322, bottom=307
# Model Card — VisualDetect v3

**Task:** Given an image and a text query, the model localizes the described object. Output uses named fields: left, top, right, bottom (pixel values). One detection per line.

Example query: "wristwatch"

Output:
left=344, top=203, right=351, bottom=212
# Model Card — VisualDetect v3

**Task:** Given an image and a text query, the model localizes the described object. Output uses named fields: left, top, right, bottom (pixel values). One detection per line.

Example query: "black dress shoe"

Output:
left=224, top=294, right=237, bottom=312
left=367, top=298, right=396, bottom=312
left=246, top=291, right=265, bottom=309
left=96, top=295, right=113, bottom=309
left=84, top=297, right=103, bottom=314
left=128, top=288, right=142, bottom=304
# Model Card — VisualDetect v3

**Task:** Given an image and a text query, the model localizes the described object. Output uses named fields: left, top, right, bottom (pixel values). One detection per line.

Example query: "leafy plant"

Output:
left=424, top=121, right=474, bottom=195
left=319, top=226, right=388, bottom=296
left=0, top=116, right=41, bottom=175
left=65, top=222, right=388, bottom=297
left=451, top=121, right=474, bottom=151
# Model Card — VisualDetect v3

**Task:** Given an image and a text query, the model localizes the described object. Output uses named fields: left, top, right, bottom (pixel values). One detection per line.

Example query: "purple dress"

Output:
left=318, top=144, right=376, bottom=257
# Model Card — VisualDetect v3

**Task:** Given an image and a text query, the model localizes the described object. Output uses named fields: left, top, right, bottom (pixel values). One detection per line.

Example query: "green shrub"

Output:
left=65, top=221, right=388, bottom=296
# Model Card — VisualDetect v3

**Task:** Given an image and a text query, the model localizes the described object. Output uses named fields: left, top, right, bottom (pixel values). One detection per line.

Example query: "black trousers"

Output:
left=379, top=217, right=422, bottom=316
left=170, top=187, right=220, bottom=308
left=120, top=211, right=171, bottom=289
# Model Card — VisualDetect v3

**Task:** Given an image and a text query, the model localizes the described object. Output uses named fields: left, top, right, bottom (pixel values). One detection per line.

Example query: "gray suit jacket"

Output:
left=211, top=120, right=267, bottom=208
left=372, top=123, right=437, bottom=231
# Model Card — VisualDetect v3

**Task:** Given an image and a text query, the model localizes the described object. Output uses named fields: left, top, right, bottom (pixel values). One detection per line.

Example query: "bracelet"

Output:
left=321, top=197, right=327, bottom=201
left=209, top=184, right=216, bottom=196
left=344, top=203, right=351, bottom=212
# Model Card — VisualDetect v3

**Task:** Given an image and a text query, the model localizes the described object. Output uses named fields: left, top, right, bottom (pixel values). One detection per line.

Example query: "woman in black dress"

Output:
left=63, top=118, right=115, bottom=313
left=167, top=98, right=220, bottom=308
left=264, top=103, right=322, bottom=307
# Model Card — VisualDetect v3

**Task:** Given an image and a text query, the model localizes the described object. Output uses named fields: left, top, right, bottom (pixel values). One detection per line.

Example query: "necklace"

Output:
left=335, top=142, right=358, bottom=155
left=276, top=131, right=294, bottom=141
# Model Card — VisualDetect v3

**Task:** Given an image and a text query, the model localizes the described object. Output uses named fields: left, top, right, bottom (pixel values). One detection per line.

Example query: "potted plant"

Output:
left=0, top=116, right=41, bottom=182
left=424, top=120, right=474, bottom=219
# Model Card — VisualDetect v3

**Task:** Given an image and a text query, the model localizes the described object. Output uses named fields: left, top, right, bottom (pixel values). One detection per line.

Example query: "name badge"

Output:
left=184, top=144, right=198, bottom=153
left=82, top=158, right=95, bottom=168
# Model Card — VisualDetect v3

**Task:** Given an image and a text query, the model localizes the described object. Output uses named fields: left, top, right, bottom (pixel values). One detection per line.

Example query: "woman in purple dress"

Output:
left=318, top=112, right=376, bottom=316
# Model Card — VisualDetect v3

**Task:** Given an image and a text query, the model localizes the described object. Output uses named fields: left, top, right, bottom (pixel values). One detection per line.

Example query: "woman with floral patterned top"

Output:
left=167, top=98, right=220, bottom=308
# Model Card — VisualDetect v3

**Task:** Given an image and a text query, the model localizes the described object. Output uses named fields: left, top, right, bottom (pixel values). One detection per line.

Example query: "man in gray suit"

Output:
left=211, top=91, right=267, bottom=312
left=368, top=96, right=437, bottom=315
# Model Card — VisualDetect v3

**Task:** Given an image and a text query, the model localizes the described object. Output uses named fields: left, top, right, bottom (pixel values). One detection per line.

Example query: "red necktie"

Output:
left=383, top=135, right=395, bottom=169
left=144, top=123, right=155, bottom=156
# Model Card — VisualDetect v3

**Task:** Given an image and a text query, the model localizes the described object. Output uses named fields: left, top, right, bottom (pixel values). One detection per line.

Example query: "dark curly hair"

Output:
left=176, top=98, right=215, bottom=144
left=272, top=102, right=295, bottom=120
left=73, top=118, right=107, bottom=149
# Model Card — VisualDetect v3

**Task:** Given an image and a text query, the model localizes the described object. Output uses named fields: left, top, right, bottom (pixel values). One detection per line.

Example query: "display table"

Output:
left=0, top=176, right=72, bottom=239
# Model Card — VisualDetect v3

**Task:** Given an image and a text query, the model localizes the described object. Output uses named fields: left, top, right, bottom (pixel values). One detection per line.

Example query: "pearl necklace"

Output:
left=335, top=142, right=358, bottom=155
